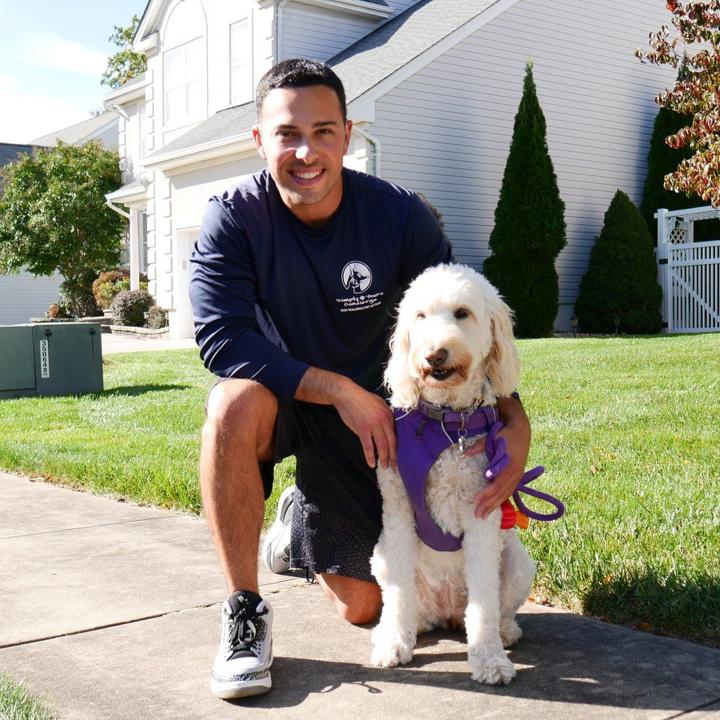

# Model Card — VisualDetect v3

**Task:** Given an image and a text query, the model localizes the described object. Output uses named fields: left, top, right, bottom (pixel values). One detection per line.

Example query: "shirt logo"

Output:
left=341, top=261, right=372, bottom=295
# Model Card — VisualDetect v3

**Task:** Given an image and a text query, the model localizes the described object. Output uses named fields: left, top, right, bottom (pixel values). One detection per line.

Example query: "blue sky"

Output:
left=0, top=0, right=147, bottom=143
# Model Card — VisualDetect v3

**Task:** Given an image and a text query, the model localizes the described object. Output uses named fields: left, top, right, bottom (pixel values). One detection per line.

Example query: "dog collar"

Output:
left=417, top=399, right=496, bottom=434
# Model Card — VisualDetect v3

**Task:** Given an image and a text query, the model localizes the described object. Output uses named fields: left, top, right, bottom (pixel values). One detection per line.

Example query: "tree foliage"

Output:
left=642, top=105, right=720, bottom=240
left=575, top=190, right=663, bottom=334
left=483, top=61, right=566, bottom=338
left=637, top=1, right=720, bottom=206
left=101, top=14, right=147, bottom=89
left=0, top=142, right=125, bottom=316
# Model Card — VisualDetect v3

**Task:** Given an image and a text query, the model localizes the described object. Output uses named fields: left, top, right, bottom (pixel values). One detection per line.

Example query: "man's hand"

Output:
left=295, top=367, right=396, bottom=469
left=465, top=396, right=531, bottom=519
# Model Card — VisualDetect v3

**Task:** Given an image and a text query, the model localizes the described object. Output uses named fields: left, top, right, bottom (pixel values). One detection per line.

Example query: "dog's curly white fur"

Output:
left=371, top=263, right=536, bottom=685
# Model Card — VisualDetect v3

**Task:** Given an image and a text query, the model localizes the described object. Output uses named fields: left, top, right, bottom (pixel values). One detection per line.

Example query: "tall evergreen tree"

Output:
left=575, top=190, right=662, bottom=334
left=483, top=61, right=566, bottom=337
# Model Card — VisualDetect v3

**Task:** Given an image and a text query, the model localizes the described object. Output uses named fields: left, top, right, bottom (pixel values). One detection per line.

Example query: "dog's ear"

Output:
left=486, top=292, right=520, bottom=397
left=384, top=318, right=419, bottom=409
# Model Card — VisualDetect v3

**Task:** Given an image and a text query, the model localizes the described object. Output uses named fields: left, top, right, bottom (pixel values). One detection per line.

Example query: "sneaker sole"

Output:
left=211, top=673, right=272, bottom=699
left=211, top=657, right=273, bottom=700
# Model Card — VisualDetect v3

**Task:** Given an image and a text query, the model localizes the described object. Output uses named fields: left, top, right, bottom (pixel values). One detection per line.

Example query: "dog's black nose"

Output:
left=425, top=348, right=448, bottom=367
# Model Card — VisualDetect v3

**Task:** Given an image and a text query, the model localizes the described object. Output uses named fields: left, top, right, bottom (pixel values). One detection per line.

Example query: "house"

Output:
left=105, top=0, right=676, bottom=339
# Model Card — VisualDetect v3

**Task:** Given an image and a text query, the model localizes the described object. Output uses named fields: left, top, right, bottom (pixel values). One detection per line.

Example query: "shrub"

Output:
left=145, top=305, right=168, bottom=329
left=483, top=61, right=566, bottom=337
left=93, top=269, right=149, bottom=309
left=93, top=270, right=127, bottom=309
left=575, top=190, right=663, bottom=334
left=46, top=301, right=73, bottom=319
left=111, top=289, right=155, bottom=327
left=416, top=192, right=445, bottom=230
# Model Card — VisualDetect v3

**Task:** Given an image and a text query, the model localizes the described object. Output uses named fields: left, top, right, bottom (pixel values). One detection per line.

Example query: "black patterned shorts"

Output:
left=207, top=379, right=382, bottom=583
left=267, top=401, right=382, bottom=584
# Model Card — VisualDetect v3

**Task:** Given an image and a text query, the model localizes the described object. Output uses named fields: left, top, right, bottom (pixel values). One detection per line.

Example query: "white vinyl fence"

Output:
left=656, top=206, right=720, bottom=333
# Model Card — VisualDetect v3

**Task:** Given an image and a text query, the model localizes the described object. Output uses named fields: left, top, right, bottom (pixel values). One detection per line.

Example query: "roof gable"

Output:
left=147, top=0, right=518, bottom=165
left=29, top=111, right=119, bottom=147
left=331, top=0, right=508, bottom=105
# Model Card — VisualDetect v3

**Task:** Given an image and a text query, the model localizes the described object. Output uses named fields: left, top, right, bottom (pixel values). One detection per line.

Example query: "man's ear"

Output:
left=343, top=119, right=353, bottom=155
left=252, top=125, right=266, bottom=159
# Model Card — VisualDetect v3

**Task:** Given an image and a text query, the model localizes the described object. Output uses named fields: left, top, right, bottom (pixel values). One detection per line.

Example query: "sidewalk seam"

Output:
left=0, top=514, right=184, bottom=540
left=0, top=581, right=305, bottom=650
left=662, top=697, right=720, bottom=719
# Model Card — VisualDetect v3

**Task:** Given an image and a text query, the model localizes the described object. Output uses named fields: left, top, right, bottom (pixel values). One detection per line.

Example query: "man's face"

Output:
left=253, top=85, right=352, bottom=227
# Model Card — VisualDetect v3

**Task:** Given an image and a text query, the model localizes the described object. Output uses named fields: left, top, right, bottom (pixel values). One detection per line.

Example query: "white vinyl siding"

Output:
left=371, top=0, right=674, bottom=325
left=280, top=4, right=378, bottom=61
left=230, top=18, right=253, bottom=106
left=0, top=273, right=63, bottom=325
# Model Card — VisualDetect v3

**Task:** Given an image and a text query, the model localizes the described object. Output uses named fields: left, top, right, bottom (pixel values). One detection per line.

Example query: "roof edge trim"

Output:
left=289, top=0, right=393, bottom=19
left=143, top=132, right=255, bottom=171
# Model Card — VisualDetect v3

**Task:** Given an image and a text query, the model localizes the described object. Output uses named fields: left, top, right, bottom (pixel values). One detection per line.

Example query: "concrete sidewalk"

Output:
left=1, top=471, right=719, bottom=720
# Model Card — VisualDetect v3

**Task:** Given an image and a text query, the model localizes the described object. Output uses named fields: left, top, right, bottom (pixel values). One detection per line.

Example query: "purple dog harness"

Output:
left=393, top=400, right=565, bottom=552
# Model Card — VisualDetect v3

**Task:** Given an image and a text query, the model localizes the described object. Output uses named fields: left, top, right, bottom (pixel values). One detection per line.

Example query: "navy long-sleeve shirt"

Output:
left=189, top=168, right=452, bottom=400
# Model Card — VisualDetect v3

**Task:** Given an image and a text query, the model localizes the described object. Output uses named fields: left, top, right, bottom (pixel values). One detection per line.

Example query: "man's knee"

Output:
left=203, top=379, right=278, bottom=459
left=318, top=573, right=381, bottom=625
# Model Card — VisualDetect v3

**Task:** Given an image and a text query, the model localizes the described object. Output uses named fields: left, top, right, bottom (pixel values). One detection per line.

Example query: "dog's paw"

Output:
left=468, top=648, right=516, bottom=685
left=371, top=625, right=415, bottom=667
left=499, top=618, right=522, bottom=648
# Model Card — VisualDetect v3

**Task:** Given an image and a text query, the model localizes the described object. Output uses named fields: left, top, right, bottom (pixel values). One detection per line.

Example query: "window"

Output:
left=230, top=18, right=253, bottom=106
left=164, top=35, right=204, bottom=127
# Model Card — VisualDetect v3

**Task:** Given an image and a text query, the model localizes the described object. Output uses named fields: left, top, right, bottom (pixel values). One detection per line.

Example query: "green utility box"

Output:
left=0, top=323, right=103, bottom=399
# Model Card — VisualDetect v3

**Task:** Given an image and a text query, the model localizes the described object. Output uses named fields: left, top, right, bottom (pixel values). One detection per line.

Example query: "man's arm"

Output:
left=466, top=395, right=531, bottom=518
left=190, top=197, right=310, bottom=400
left=295, top=367, right=396, bottom=470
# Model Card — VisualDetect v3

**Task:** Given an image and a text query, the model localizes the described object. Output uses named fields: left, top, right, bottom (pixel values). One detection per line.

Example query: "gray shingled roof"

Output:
left=155, top=102, right=256, bottom=158
left=330, top=0, right=498, bottom=100
left=0, top=143, right=41, bottom=167
left=30, top=111, right=119, bottom=147
left=152, top=0, right=500, bottom=159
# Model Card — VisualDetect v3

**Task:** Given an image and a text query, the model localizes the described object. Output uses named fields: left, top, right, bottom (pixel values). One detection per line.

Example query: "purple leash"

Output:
left=484, top=422, right=565, bottom=522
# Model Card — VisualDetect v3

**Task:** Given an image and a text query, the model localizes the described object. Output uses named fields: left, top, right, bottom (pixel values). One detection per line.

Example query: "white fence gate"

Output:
left=656, top=206, right=720, bottom=333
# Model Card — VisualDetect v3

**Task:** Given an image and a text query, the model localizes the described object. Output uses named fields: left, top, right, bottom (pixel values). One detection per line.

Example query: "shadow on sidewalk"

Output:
left=226, top=611, right=720, bottom=713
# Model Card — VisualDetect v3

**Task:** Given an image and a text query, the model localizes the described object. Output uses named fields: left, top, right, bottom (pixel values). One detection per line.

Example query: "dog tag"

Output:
left=457, top=430, right=467, bottom=454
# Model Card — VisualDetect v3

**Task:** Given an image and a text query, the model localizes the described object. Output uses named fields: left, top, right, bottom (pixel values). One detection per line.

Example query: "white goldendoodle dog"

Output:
left=370, top=263, right=536, bottom=685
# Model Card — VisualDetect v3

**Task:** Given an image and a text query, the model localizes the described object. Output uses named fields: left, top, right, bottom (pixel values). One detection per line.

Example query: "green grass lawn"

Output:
left=0, top=674, right=58, bottom=720
left=0, top=335, right=718, bottom=644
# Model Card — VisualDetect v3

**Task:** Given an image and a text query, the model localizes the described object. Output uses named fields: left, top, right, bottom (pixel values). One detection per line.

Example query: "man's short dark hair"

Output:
left=255, top=59, right=347, bottom=122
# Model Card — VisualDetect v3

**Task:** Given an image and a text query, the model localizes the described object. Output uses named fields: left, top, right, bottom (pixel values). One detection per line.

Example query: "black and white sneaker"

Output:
left=261, top=485, right=294, bottom=575
left=211, top=590, right=273, bottom=699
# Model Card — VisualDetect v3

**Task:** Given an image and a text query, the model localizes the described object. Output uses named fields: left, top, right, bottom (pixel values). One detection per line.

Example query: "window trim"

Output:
left=229, top=15, right=254, bottom=108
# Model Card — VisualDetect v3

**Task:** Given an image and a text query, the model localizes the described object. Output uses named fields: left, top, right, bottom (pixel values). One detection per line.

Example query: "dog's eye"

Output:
left=454, top=308, right=470, bottom=320
left=416, top=312, right=425, bottom=319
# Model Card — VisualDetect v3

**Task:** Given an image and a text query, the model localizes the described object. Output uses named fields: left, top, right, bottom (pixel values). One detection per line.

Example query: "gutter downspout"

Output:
left=106, top=102, right=129, bottom=121
left=106, top=198, right=130, bottom=220
left=353, top=125, right=381, bottom=177
left=273, top=0, right=288, bottom=62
